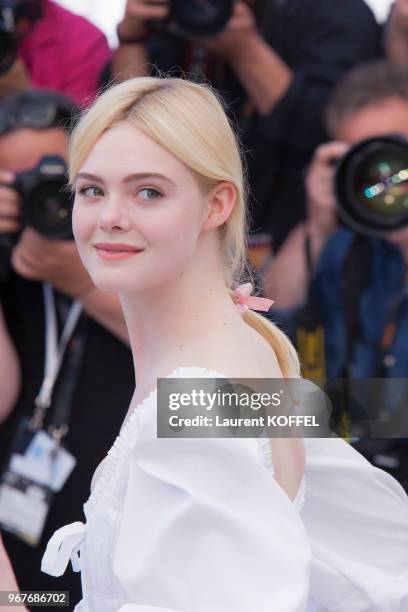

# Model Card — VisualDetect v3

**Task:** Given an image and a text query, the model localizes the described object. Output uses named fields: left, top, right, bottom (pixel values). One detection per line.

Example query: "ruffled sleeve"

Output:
left=111, top=390, right=311, bottom=612
left=302, top=436, right=408, bottom=611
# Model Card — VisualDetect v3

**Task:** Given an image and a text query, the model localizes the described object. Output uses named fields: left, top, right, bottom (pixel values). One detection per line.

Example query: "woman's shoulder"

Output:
left=167, top=365, right=230, bottom=378
left=169, top=361, right=280, bottom=381
left=172, top=325, right=282, bottom=381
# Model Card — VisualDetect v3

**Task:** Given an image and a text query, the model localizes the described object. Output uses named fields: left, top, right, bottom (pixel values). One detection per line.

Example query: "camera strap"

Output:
left=376, top=280, right=408, bottom=377
left=341, top=234, right=372, bottom=378
left=30, top=283, right=83, bottom=437
left=0, top=284, right=84, bottom=545
left=295, top=234, right=326, bottom=378
left=185, top=45, right=209, bottom=82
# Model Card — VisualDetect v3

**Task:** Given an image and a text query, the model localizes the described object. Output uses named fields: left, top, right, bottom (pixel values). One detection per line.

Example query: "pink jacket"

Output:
left=19, top=0, right=112, bottom=107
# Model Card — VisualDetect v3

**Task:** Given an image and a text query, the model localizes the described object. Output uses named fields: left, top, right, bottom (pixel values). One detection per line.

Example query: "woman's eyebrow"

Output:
left=123, top=172, right=175, bottom=185
left=74, top=172, right=104, bottom=184
left=74, top=172, right=175, bottom=185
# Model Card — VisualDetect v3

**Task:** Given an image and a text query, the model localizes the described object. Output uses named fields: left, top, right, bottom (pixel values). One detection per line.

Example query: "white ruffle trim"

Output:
left=83, top=386, right=154, bottom=518
left=256, top=436, right=306, bottom=513
left=84, top=366, right=306, bottom=517
left=83, top=366, right=225, bottom=518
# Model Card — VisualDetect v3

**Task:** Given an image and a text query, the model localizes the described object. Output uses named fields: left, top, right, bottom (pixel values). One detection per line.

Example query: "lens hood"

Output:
left=335, top=134, right=408, bottom=237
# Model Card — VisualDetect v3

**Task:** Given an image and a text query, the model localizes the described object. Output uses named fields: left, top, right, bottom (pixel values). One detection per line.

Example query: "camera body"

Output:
left=0, top=154, right=72, bottom=280
left=154, top=0, right=234, bottom=39
left=335, top=134, right=408, bottom=238
left=0, top=0, right=42, bottom=75
left=13, top=154, right=73, bottom=240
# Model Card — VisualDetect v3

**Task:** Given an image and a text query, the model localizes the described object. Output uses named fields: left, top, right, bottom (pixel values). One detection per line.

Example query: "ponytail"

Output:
left=227, top=290, right=301, bottom=378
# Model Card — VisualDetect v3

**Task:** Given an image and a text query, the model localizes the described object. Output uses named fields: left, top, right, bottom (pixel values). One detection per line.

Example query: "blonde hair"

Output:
left=69, top=77, right=300, bottom=378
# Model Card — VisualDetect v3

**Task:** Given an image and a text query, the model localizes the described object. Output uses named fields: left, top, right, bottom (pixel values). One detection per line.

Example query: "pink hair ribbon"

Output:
left=232, top=283, right=274, bottom=314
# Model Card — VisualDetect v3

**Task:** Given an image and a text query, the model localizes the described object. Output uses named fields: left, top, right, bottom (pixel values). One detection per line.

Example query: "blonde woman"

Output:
left=11, top=77, right=407, bottom=610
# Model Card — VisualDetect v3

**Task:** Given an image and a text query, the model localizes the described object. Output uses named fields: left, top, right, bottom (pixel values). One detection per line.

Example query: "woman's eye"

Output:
left=138, top=187, right=162, bottom=201
left=78, top=186, right=103, bottom=198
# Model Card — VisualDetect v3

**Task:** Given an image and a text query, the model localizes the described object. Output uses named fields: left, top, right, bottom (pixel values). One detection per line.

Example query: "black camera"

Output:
left=0, top=154, right=72, bottom=281
left=13, top=154, right=72, bottom=240
left=156, top=0, right=234, bottom=38
left=0, top=0, right=42, bottom=75
left=335, top=135, right=408, bottom=237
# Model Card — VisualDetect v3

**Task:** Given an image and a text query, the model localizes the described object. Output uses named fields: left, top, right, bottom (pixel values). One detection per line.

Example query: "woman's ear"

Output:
left=202, top=181, right=237, bottom=232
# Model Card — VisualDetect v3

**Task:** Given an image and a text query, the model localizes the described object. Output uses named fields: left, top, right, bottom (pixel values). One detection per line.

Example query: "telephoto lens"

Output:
left=335, top=135, right=408, bottom=237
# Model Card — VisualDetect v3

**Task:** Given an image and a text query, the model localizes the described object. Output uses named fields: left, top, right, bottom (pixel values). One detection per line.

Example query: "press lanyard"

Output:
left=377, top=281, right=408, bottom=376
left=30, top=283, right=82, bottom=433
left=295, top=233, right=326, bottom=379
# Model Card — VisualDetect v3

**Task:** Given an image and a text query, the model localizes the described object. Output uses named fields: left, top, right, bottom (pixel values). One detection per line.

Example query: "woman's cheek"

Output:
left=72, top=204, right=93, bottom=259
left=164, top=230, right=199, bottom=273
left=72, top=217, right=83, bottom=256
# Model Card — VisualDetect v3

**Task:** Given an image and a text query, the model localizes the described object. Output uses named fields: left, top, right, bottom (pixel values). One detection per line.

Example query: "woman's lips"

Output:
left=94, top=243, right=143, bottom=261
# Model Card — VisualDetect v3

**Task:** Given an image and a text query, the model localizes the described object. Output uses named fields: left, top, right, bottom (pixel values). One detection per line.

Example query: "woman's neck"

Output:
left=119, top=269, right=241, bottom=395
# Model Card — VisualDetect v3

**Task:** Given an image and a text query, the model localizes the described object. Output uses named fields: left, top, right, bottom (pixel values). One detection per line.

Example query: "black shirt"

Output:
left=139, top=0, right=381, bottom=250
left=0, top=275, right=134, bottom=610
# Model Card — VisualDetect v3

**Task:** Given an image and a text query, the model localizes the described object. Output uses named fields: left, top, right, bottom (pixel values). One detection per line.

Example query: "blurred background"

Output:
left=59, top=0, right=394, bottom=45
left=0, top=0, right=408, bottom=608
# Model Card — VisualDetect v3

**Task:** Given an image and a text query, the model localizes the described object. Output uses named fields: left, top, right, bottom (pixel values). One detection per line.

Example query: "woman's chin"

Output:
left=93, top=281, right=122, bottom=293
left=89, top=273, right=128, bottom=294
left=88, top=266, right=165, bottom=295
left=90, top=274, right=146, bottom=295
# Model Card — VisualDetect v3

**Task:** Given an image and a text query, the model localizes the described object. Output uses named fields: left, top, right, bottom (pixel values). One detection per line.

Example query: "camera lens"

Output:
left=16, top=155, right=73, bottom=239
left=26, top=181, right=73, bottom=239
left=171, top=0, right=233, bottom=37
left=335, top=135, right=408, bottom=236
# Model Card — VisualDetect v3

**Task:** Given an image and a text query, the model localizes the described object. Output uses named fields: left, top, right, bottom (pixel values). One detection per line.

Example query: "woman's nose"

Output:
left=98, top=196, right=131, bottom=232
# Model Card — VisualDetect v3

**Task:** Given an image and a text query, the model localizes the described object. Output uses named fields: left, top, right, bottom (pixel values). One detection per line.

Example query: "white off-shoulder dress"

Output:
left=41, top=366, right=408, bottom=612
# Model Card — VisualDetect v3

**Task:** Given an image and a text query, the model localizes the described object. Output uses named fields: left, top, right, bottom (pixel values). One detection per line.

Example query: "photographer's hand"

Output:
left=195, top=1, right=258, bottom=61
left=117, top=0, right=169, bottom=42
left=305, top=141, right=348, bottom=251
left=0, top=169, right=21, bottom=234
left=385, top=0, right=408, bottom=64
left=11, top=228, right=93, bottom=297
left=113, top=0, right=170, bottom=81
left=11, top=229, right=129, bottom=345
left=195, top=2, right=292, bottom=115
left=263, top=141, right=347, bottom=309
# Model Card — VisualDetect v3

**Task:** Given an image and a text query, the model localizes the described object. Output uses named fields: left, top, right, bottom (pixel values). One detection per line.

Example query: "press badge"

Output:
left=0, top=417, right=76, bottom=546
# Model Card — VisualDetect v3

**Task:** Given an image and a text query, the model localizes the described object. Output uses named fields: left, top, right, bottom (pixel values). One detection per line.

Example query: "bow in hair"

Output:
left=232, top=283, right=274, bottom=314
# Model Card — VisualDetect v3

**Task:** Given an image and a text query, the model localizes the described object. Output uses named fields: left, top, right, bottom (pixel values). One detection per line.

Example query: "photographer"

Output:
left=0, top=0, right=111, bottom=105
left=264, top=61, right=408, bottom=487
left=0, top=90, right=133, bottom=604
left=265, top=61, right=408, bottom=365
left=110, top=0, right=380, bottom=251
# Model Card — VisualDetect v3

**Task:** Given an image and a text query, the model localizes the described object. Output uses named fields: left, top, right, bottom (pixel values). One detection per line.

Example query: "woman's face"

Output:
left=72, top=121, right=211, bottom=294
